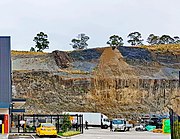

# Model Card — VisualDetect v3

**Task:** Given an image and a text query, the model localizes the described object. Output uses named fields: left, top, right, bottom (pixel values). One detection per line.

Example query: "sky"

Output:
left=0, top=0, right=180, bottom=52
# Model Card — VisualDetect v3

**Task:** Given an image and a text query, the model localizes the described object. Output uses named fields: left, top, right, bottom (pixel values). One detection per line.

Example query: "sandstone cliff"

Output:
left=12, top=45, right=180, bottom=117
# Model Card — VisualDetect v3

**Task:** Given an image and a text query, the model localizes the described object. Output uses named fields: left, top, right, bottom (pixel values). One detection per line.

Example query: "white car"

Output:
left=134, top=124, right=146, bottom=131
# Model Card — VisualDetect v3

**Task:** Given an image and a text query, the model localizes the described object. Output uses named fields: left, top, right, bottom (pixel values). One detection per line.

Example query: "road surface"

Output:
left=8, top=128, right=171, bottom=139
left=71, top=128, right=170, bottom=139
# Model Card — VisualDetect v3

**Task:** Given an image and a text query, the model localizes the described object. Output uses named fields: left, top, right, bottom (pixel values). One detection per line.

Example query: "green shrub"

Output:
left=61, top=114, right=72, bottom=132
left=58, top=131, right=63, bottom=136
left=58, top=131, right=80, bottom=137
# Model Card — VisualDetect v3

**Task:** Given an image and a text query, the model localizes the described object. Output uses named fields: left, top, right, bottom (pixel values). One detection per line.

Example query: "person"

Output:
left=20, top=120, right=25, bottom=128
left=11, top=121, right=15, bottom=127
left=110, top=120, right=113, bottom=131
left=85, top=121, right=88, bottom=130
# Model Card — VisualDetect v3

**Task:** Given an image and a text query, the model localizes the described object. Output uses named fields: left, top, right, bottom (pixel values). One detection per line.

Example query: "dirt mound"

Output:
left=95, top=47, right=138, bottom=79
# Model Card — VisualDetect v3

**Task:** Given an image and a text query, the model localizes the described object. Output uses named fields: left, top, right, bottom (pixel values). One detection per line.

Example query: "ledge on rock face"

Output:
left=52, top=50, right=73, bottom=68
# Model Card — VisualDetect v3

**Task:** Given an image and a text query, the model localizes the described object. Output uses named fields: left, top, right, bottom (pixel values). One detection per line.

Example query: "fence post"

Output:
left=81, top=115, right=83, bottom=134
left=57, top=115, right=59, bottom=133
left=79, top=114, right=83, bottom=133
left=51, top=115, right=52, bottom=123
left=169, top=109, right=174, bottom=139
left=17, top=115, right=20, bottom=133
left=79, top=115, right=81, bottom=133
left=33, top=114, right=35, bottom=132
left=76, top=114, right=78, bottom=131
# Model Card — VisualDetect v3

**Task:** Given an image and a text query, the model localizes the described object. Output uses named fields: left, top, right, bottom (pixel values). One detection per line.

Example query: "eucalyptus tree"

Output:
left=70, top=33, right=90, bottom=50
left=107, top=35, right=123, bottom=49
left=147, top=34, right=160, bottom=45
left=159, top=35, right=175, bottom=44
left=30, top=32, right=49, bottom=52
left=127, top=32, right=144, bottom=46
left=173, top=36, right=180, bottom=44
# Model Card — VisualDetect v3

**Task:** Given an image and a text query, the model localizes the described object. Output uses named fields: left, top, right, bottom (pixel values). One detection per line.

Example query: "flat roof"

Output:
left=12, top=98, right=26, bottom=102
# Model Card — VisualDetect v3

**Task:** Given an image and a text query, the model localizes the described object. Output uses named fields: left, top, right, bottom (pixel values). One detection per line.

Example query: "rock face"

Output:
left=52, top=50, right=73, bottom=68
left=12, top=53, right=59, bottom=71
left=89, top=48, right=179, bottom=117
left=12, top=45, right=180, bottom=117
left=13, top=71, right=91, bottom=114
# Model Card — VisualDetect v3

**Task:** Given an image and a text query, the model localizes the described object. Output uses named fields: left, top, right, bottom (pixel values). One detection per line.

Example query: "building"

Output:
left=0, top=36, right=11, bottom=133
left=0, top=36, right=25, bottom=133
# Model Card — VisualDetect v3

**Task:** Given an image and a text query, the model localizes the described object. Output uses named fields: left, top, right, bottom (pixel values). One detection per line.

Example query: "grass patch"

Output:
left=58, top=131, right=81, bottom=137
left=141, top=44, right=180, bottom=53
left=11, top=50, right=47, bottom=56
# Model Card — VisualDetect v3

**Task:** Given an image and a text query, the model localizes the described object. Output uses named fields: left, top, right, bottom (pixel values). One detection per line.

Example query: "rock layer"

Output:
left=12, top=45, right=180, bottom=116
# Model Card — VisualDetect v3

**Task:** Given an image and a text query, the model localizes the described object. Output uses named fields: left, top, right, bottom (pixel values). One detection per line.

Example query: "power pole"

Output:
left=179, top=71, right=180, bottom=87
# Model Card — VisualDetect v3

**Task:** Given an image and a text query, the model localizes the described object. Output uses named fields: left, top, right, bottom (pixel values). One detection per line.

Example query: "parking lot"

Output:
left=8, top=127, right=171, bottom=139
left=9, top=135, right=61, bottom=139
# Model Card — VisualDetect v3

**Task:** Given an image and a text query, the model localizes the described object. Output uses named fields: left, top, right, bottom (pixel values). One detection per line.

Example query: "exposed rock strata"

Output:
left=12, top=45, right=180, bottom=116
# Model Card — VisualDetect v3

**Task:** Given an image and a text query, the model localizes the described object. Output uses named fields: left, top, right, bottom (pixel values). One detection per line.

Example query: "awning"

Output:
left=12, top=98, right=26, bottom=108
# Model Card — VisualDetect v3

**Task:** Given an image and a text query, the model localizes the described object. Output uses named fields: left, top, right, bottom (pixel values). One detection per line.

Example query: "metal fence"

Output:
left=11, top=114, right=83, bottom=134
left=169, top=109, right=180, bottom=139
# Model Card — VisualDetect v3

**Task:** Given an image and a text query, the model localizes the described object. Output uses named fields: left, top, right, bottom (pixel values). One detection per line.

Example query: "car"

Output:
left=111, top=119, right=132, bottom=132
left=36, top=123, right=57, bottom=137
left=134, top=124, right=146, bottom=131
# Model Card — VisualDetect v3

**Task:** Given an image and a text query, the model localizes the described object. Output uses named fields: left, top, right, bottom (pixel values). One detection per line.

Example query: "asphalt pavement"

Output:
left=8, top=134, right=61, bottom=139
left=7, top=128, right=171, bottom=139
left=9, top=135, right=33, bottom=139
left=71, top=127, right=171, bottom=139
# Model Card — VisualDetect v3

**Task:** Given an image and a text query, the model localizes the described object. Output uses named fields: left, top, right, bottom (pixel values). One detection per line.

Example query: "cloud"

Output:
left=0, top=0, right=179, bottom=51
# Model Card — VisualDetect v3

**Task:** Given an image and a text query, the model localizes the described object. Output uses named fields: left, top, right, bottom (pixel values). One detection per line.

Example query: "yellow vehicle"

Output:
left=36, top=123, right=57, bottom=137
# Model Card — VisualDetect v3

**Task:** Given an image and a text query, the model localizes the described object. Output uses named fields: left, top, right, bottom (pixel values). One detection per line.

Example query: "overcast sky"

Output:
left=0, top=0, right=180, bottom=52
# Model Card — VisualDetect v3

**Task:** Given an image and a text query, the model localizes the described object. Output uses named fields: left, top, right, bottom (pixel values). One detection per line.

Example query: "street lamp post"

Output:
left=164, top=88, right=166, bottom=107
left=179, top=71, right=180, bottom=87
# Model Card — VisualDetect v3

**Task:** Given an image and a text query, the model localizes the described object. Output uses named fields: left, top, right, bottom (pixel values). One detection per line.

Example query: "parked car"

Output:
left=134, top=124, right=146, bottom=131
left=111, top=119, right=133, bottom=132
left=36, top=123, right=57, bottom=137
left=135, top=114, right=164, bottom=132
left=140, top=115, right=163, bottom=129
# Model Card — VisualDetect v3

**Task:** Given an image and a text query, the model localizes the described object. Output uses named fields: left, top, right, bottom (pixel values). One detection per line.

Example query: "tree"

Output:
left=30, top=47, right=35, bottom=52
left=173, top=36, right=180, bottom=44
left=127, top=32, right=144, bottom=46
left=107, top=35, right=123, bottom=49
left=159, top=35, right=174, bottom=44
left=30, top=32, right=49, bottom=52
left=147, top=34, right=160, bottom=45
left=71, top=38, right=81, bottom=49
left=70, top=33, right=90, bottom=50
left=61, top=114, right=72, bottom=132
